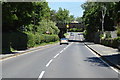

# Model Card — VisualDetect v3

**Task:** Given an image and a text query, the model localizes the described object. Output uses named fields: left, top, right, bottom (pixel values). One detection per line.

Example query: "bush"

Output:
left=11, top=31, right=28, bottom=50
left=2, top=32, right=11, bottom=53
left=2, top=31, right=59, bottom=53
left=34, top=33, right=41, bottom=45
left=25, top=33, right=59, bottom=47
left=41, top=34, right=59, bottom=43
left=101, top=37, right=120, bottom=48
left=26, top=32, right=36, bottom=48
left=116, top=26, right=120, bottom=36
left=69, top=28, right=84, bottom=32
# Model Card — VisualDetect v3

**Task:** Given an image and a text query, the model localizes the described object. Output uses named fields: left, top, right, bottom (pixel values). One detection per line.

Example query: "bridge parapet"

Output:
left=56, top=23, right=84, bottom=29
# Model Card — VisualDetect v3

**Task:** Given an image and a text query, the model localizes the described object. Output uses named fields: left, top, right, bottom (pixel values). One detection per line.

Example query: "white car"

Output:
left=60, top=38, right=69, bottom=45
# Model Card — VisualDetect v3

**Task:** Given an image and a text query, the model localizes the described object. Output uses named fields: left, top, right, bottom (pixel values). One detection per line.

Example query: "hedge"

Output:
left=42, top=34, right=59, bottom=43
left=2, top=32, right=59, bottom=53
left=101, top=37, right=120, bottom=48
left=26, top=33, right=59, bottom=48
left=11, top=31, right=28, bottom=50
left=26, top=32, right=36, bottom=48
left=2, top=32, right=11, bottom=53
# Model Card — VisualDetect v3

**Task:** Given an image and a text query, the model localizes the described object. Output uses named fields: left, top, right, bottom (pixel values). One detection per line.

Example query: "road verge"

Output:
left=0, top=42, right=59, bottom=60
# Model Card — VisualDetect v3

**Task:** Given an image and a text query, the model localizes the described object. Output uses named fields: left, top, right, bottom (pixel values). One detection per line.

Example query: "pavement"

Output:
left=84, top=42, right=120, bottom=70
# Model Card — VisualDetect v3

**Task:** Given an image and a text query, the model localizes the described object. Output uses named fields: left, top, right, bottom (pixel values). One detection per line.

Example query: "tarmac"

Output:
left=84, top=42, right=120, bottom=71
left=1, top=41, right=120, bottom=71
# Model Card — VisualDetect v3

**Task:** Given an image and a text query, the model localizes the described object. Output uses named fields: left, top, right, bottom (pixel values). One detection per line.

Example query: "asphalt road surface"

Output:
left=1, top=32, right=119, bottom=79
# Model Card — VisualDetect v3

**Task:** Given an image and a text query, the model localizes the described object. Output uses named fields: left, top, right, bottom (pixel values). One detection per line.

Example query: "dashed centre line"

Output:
left=38, top=42, right=73, bottom=79
left=54, top=53, right=60, bottom=58
left=46, top=59, right=53, bottom=67
left=53, top=42, right=73, bottom=59
left=38, top=71, right=45, bottom=79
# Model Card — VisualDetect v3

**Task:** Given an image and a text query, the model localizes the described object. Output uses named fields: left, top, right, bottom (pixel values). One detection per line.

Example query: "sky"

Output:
left=47, top=1, right=86, bottom=18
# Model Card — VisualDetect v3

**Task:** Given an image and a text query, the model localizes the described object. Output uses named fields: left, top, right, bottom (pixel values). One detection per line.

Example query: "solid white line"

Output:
left=85, top=45, right=120, bottom=74
left=46, top=59, right=53, bottom=67
left=38, top=71, right=45, bottom=79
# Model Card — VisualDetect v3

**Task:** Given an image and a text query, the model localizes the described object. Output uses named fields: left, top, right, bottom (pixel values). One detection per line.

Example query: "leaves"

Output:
left=50, top=7, right=75, bottom=24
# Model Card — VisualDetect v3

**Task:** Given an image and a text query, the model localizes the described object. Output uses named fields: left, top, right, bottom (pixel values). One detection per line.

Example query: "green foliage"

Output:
left=76, top=17, right=83, bottom=23
left=24, top=20, right=60, bottom=35
left=41, top=34, right=59, bottom=43
left=64, top=33, right=69, bottom=37
left=2, top=2, right=34, bottom=32
left=50, top=8, right=75, bottom=23
left=24, top=24, right=34, bottom=32
left=116, top=25, right=120, bottom=36
left=56, top=8, right=70, bottom=23
left=101, top=37, right=120, bottom=48
left=2, top=2, right=60, bottom=53
left=2, top=33, right=11, bottom=53
left=26, top=32, right=36, bottom=48
left=48, top=20, right=60, bottom=34
left=69, top=15, right=75, bottom=22
left=81, top=2, right=119, bottom=41
left=32, top=2, right=50, bottom=24
left=105, top=32, right=111, bottom=38
left=2, top=2, right=51, bottom=32
left=26, top=33, right=59, bottom=48
left=38, top=20, right=60, bottom=34
left=11, top=31, right=28, bottom=50
left=69, top=28, right=84, bottom=32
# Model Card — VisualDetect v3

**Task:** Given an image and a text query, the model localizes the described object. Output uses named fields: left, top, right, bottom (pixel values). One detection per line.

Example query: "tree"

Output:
left=2, top=2, right=34, bottom=32
left=69, top=15, right=75, bottom=22
left=32, top=2, right=51, bottom=25
left=50, top=9, right=57, bottom=22
left=82, top=2, right=116, bottom=32
left=50, top=7, right=75, bottom=24
left=55, top=7, right=70, bottom=23
left=76, top=17, right=83, bottom=23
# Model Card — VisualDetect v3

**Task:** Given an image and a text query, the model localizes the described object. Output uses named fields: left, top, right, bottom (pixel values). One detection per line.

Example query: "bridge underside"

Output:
left=56, top=23, right=84, bottom=38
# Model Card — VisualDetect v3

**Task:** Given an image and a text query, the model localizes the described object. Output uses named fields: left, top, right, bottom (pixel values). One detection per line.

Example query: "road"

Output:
left=1, top=32, right=119, bottom=79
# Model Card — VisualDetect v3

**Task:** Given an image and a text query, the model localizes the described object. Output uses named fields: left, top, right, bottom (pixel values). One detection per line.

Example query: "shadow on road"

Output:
left=84, top=57, right=109, bottom=67
left=83, top=42, right=95, bottom=45
left=84, top=53, right=120, bottom=69
left=68, top=40, right=84, bottom=43
left=102, top=54, right=120, bottom=68
left=1, top=52, right=19, bottom=55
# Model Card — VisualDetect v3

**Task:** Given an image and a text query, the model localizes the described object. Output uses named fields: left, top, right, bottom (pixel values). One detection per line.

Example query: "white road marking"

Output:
left=38, top=71, right=45, bottom=79
left=85, top=45, right=120, bottom=74
left=54, top=54, right=60, bottom=58
left=46, top=59, right=53, bottom=67
left=53, top=42, right=73, bottom=59
left=38, top=42, right=74, bottom=79
left=60, top=50, right=64, bottom=53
